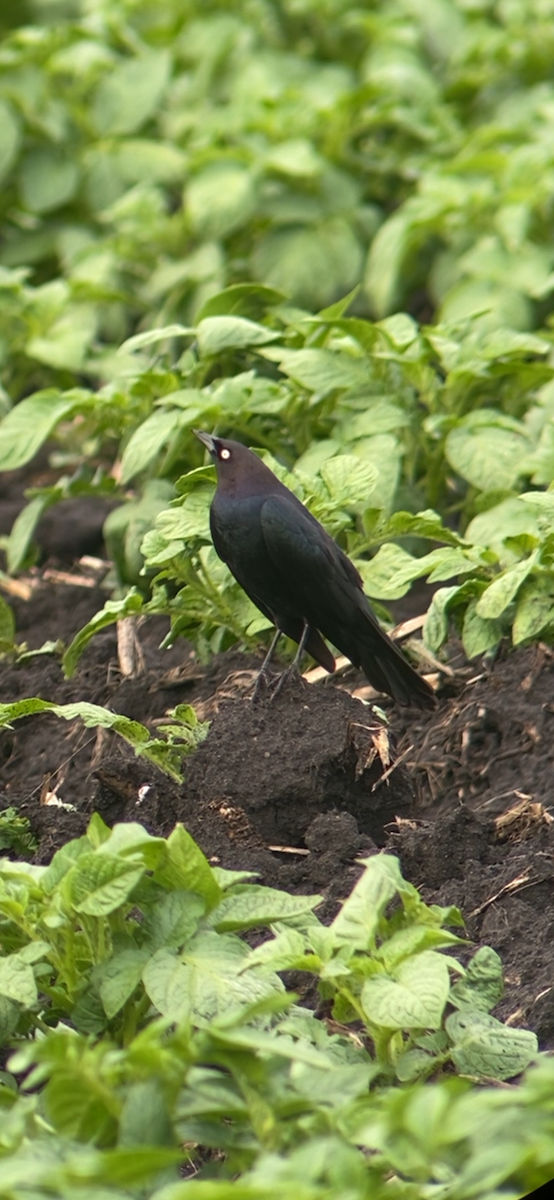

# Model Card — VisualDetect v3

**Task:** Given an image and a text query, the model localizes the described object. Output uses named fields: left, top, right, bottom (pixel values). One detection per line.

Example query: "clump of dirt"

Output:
left=3, top=561, right=554, bottom=1043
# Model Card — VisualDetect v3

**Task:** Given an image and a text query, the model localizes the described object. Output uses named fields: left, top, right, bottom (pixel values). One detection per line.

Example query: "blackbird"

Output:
left=194, top=430, right=436, bottom=708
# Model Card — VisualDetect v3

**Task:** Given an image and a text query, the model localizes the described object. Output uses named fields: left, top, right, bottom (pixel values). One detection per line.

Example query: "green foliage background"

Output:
left=3, top=0, right=554, bottom=662
left=4, top=4, right=554, bottom=1197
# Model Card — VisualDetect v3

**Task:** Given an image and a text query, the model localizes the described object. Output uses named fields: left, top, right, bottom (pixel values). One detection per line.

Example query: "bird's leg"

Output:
left=251, top=629, right=282, bottom=702
left=269, top=621, right=311, bottom=700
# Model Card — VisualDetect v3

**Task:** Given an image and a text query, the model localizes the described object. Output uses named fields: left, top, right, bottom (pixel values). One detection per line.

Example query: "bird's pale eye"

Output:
left=220, top=448, right=231, bottom=460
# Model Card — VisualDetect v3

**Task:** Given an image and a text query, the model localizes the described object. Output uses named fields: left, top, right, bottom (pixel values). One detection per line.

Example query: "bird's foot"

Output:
left=267, top=662, right=305, bottom=701
left=250, top=666, right=277, bottom=704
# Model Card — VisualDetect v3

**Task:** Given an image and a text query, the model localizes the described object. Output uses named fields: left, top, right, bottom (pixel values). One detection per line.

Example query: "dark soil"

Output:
left=3, top=487, right=554, bottom=1045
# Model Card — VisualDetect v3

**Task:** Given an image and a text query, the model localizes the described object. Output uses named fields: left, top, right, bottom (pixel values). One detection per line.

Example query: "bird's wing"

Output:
left=260, top=495, right=362, bottom=620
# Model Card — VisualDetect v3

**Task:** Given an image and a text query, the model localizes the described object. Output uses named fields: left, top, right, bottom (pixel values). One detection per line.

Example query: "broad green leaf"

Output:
left=445, top=424, right=528, bottom=491
left=466, top=498, right=540, bottom=563
left=63, top=591, right=144, bottom=677
left=0, top=594, right=15, bottom=646
left=211, top=887, right=321, bottom=933
left=6, top=495, right=51, bottom=574
left=358, top=545, right=418, bottom=600
left=142, top=949, right=192, bottom=1022
left=377, top=926, right=465, bottom=972
left=97, top=823, right=166, bottom=867
left=476, top=557, right=536, bottom=618
left=66, top=853, right=145, bottom=915
left=364, top=211, right=410, bottom=317
left=513, top=576, right=554, bottom=644
left=92, top=51, right=171, bottom=136
left=264, top=139, right=324, bottom=177
left=361, top=951, right=450, bottom=1030
left=96, top=949, right=151, bottom=1018
left=424, top=585, right=462, bottom=652
left=120, top=409, right=185, bottom=483
left=252, top=218, right=363, bottom=309
left=19, top=150, right=79, bottom=214
left=195, top=283, right=287, bottom=322
left=0, top=995, right=19, bottom=1045
left=144, top=934, right=281, bottom=1024
left=462, top=601, right=503, bottom=658
left=446, top=1011, right=538, bottom=1080
left=267, top=348, right=371, bottom=393
left=26, top=304, right=97, bottom=370
left=112, top=139, right=186, bottom=185
left=331, top=855, right=404, bottom=948
left=0, top=390, right=85, bottom=471
left=319, top=455, right=377, bottom=507
left=450, top=947, right=504, bottom=1013
left=142, top=891, right=205, bottom=951
left=154, top=825, right=221, bottom=911
left=186, top=163, right=258, bottom=239
left=0, top=100, right=20, bottom=183
left=154, top=489, right=211, bottom=544
left=196, top=316, right=280, bottom=356
left=120, top=325, right=193, bottom=354
left=0, top=954, right=38, bottom=1007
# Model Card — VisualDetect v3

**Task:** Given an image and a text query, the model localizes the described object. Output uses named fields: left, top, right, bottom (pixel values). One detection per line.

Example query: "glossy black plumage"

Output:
left=194, top=431, right=436, bottom=709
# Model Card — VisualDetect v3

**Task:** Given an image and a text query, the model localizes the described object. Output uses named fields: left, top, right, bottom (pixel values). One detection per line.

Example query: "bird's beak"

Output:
left=194, top=429, right=217, bottom=456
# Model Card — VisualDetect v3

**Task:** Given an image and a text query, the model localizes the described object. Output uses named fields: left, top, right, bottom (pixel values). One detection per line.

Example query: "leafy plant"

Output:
left=0, top=806, right=37, bottom=856
left=0, top=819, right=547, bottom=1200
left=0, top=696, right=209, bottom=781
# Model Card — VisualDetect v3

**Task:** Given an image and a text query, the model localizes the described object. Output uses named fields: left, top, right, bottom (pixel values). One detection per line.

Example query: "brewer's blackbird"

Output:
left=194, top=431, right=436, bottom=708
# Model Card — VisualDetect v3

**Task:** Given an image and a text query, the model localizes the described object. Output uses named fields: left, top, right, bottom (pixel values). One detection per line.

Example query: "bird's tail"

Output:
left=358, top=631, right=436, bottom=709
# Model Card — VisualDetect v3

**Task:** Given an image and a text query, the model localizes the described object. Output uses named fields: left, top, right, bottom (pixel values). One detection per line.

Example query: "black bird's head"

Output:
left=194, top=430, right=278, bottom=497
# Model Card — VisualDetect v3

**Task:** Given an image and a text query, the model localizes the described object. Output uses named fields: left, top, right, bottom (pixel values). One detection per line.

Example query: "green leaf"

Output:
left=92, top=51, right=171, bottom=136
left=186, top=163, right=258, bottom=239
left=358, top=545, right=418, bottom=600
left=364, top=211, right=410, bottom=317
left=446, top=1011, right=538, bottom=1080
left=267, top=347, right=370, bottom=393
left=513, top=576, right=554, bottom=644
left=0, top=995, right=19, bottom=1045
left=0, top=953, right=38, bottom=1007
left=462, top=600, right=503, bottom=658
left=211, top=887, right=321, bottom=933
left=120, top=409, right=185, bottom=483
left=96, top=949, right=151, bottom=1018
left=0, top=99, right=20, bottom=183
left=318, top=455, right=377, bottom=507
left=445, top=424, right=528, bottom=491
left=154, top=825, right=221, bottom=911
left=465, top=498, right=540, bottom=564
left=195, top=283, right=287, bottom=322
left=6, top=495, right=50, bottom=574
left=120, top=325, right=193, bottom=354
left=361, top=951, right=450, bottom=1030
left=19, top=150, right=79, bottom=214
left=450, top=947, right=504, bottom=1013
left=331, top=855, right=404, bottom=948
left=63, top=591, right=144, bottom=678
left=476, top=557, right=536, bottom=618
left=142, top=891, right=205, bottom=951
left=66, top=853, right=145, bottom=915
left=264, top=139, right=324, bottom=177
left=196, top=316, right=280, bottom=356
left=0, top=595, right=15, bottom=649
left=0, top=391, right=85, bottom=471
left=252, top=218, right=363, bottom=309
left=141, top=949, right=191, bottom=1022
left=424, top=586, right=462, bottom=652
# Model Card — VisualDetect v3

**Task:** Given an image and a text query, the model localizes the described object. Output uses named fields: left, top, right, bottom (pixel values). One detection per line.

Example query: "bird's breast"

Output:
left=210, top=492, right=294, bottom=613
